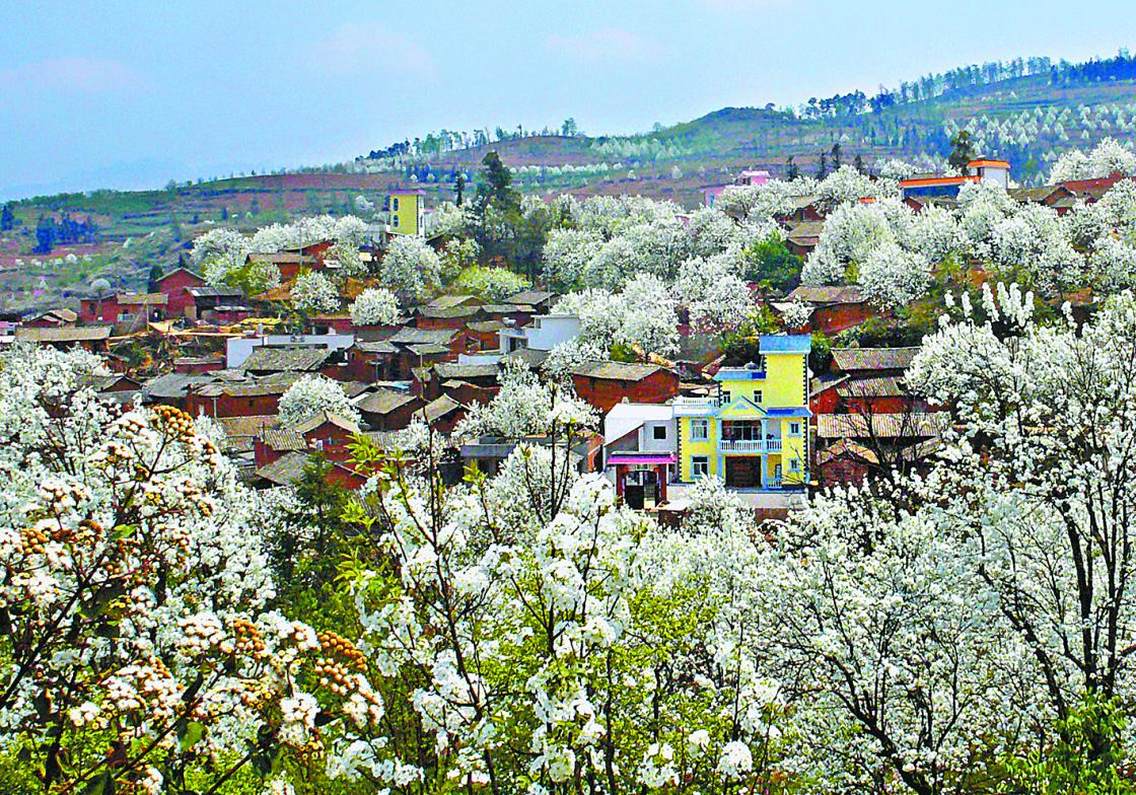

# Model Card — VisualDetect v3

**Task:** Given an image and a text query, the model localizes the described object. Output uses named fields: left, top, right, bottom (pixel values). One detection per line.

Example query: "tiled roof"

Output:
left=261, top=429, right=305, bottom=452
left=831, top=347, right=920, bottom=372
left=255, top=452, right=311, bottom=486
left=407, top=343, right=451, bottom=356
left=816, top=438, right=880, bottom=466
left=466, top=320, right=505, bottom=333
left=115, top=293, right=167, bottom=306
left=247, top=252, right=315, bottom=265
left=416, top=305, right=482, bottom=319
left=216, top=415, right=279, bottom=452
left=835, top=376, right=907, bottom=398
left=785, top=285, right=865, bottom=305
left=357, top=388, right=418, bottom=415
left=506, top=290, right=555, bottom=305
left=433, top=362, right=499, bottom=380
left=388, top=327, right=458, bottom=346
left=786, top=220, right=825, bottom=241
left=354, top=340, right=398, bottom=355
left=480, top=303, right=532, bottom=314
left=816, top=412, right=949, bottom=439
left=142, top=373, right=216, bottom=400
left=188, top=285, right=245, bottom=299
left=241, top=347, right=331, bottom=372
left=571, top=360, right=666, bottom=382
left=294, top=410, right=361, bottom=435
left=422, top=394, right=464, bottom=423
left=15, top=326, right=111, bottom=342
left=427, top=294, right=479, bottom=309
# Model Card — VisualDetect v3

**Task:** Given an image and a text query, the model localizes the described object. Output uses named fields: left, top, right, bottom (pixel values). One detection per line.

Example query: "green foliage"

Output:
left=949, top=130, right=977, bottom=172
left=451, top=265, right=531, bottom=301
left=742, top=235, right=804, bottom=294
left=722, top=306, right=781, bottom=365
left=809, top=331, right=833, bottom=373
left=995, top=696, right=1136, bottom=794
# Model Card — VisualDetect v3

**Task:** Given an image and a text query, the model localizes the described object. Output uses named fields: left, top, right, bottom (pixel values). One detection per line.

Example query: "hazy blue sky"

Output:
left=3, top=0, right=1135, bottom=199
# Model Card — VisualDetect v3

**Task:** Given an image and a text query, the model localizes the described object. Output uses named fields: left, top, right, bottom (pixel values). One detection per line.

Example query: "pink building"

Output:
left=701, top=169, right=771, bottom=207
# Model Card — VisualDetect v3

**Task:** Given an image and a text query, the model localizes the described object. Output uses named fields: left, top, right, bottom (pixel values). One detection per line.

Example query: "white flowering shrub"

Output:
left=675, top=254, right=754, bottom=334
left=858, top=240, right=933, bottom=308
left=380, top=235, right=441, bottom=299
left=278, top=374, right=360, bottom=427
left=349, top=286, right=400, bottom=326
left=1050, top=137, right=1136, bottom=182
left=291, top=270, right=341, bottom=315
left=0, top=345, right=382, bottom=792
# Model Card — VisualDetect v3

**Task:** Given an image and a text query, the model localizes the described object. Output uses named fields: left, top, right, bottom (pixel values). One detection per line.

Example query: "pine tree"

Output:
left=816, top=152, right=828, bottom=180
left=948, top=130, right=977, bottom=173
left=455, top=174, right=466, bottom=206
left=786, top=156, right=800, bottom=181
left=0, top=203, right=14, bottom=232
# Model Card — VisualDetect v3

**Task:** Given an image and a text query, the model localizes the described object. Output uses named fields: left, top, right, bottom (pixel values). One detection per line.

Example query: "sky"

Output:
left=2, top=0, right=1135, bottom=200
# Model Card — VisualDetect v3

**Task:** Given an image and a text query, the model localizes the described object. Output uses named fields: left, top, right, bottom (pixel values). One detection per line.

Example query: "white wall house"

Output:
left=499, top=313, right=581, bottom=353
left=226, top=333, right=355, bottom=369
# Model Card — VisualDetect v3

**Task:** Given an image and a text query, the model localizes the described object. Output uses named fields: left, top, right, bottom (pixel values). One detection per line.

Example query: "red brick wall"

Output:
left=158, top=270, right=205, bottom=317
left=415, top=316, right=471, bottom=330
left=811, top=303, right=876, bottom=335
left=186, top=392, right=282, bottom=418
left=572, top=370, right=679, bottom=414
left=80, top=298, right=120, bottom=324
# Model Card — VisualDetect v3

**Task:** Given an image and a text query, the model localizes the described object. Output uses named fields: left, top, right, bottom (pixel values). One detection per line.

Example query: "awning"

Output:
left=607, top=453, right=676, bottom=466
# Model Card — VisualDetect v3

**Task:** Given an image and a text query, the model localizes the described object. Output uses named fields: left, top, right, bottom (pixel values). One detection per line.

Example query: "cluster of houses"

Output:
left=702, top=158, right=1135, bottom=259
left=23, top=165, right=1106, bottom=517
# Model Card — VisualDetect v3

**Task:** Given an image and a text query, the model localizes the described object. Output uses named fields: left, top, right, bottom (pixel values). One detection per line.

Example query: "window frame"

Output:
left=652, top=424, right=668, bottom=441
left=789, top=421, right=801, bottom=436
left=690, top=419, right=709, bottom=441
left=691, top=455, right=710, bottom=479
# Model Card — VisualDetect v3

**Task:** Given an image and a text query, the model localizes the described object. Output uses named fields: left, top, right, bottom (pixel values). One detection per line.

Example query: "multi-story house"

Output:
left=673, top=334, right=811, bottom=489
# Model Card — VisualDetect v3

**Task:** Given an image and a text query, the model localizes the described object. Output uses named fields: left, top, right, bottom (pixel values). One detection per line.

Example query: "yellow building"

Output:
left=386, top=190, right=424, bottom=236
left=674, top=334, right=811, bottom=489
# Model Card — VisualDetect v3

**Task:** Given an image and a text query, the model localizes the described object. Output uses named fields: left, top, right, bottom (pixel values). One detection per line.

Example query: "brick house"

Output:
left=414, top=362, right=500, bottom=400
left=783, top=285, right=877, bottom=335
left=14, top=325, right=111, bottom=352
left=185, top=379, right=297, bottom=418
left=155, top=268, right=207, bottom=317
left=357, top=389, right=424, bottom=431
left=80, top=293, right=168, bottom=324
left=570, top=361, right=680, bottom=414
left=185, top=285, right=248, bottom=322
left=22, top=308, right=78, bottom=328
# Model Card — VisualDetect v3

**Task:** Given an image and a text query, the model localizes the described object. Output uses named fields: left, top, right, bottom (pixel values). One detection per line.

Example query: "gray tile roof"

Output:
left=241, top=347, right=331, bottom=373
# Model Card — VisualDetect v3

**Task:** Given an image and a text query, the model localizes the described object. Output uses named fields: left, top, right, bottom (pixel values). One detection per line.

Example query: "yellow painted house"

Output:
left=674, top=334, right=811, bottom=489
left=386, top=190, right=424, bottom=236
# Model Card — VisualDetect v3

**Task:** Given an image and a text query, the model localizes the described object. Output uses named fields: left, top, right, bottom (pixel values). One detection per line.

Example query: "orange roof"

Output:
left=968, top=158, right=1010, bottom=168
left=899, top=175, right=980, bottom=188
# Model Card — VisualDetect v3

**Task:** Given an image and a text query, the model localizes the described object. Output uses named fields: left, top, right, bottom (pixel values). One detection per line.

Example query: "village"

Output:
left=2, top=154, right=1126, bottom=522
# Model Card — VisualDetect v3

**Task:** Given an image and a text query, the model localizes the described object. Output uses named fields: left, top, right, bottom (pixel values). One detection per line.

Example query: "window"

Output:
left=789, top=458, right=801, bottom=473
left=652, top=425, right=667, bottom=441
left=720, top=390, right=731, bottom=405
left=690, top=419, right=709, bottom=441
left=691, top=456, right=709, bottom=478
left=789, top=421, right=801, bottom=436
left=392, top=214, right=400, bottom=227
left=754, top=389, right=763, bottom=404
left=392, top=197, right=400, bottom=211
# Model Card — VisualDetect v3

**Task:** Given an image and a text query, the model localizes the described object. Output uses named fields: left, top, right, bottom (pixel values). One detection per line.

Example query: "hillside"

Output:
left=3, top=51, right=1136, bottom=313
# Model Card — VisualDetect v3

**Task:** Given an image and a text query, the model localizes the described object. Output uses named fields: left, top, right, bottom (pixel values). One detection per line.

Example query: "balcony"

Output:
left=719, top=438, right=783, bottom=453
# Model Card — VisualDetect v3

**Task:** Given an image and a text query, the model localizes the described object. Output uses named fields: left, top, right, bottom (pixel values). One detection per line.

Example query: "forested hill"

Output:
left=361, top=51, right=1136, bottom=200
left=3, top=50, right=1136, bottom=312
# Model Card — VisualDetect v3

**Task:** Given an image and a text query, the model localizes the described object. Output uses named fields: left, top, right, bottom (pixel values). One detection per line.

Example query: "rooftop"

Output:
left=571, top=360, right=665, bottom=381
left=831, top=347, right=920, bottom=372
left=241, top=347, right=331, bottom=373
left=785, top=285, right=865, bottom=305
